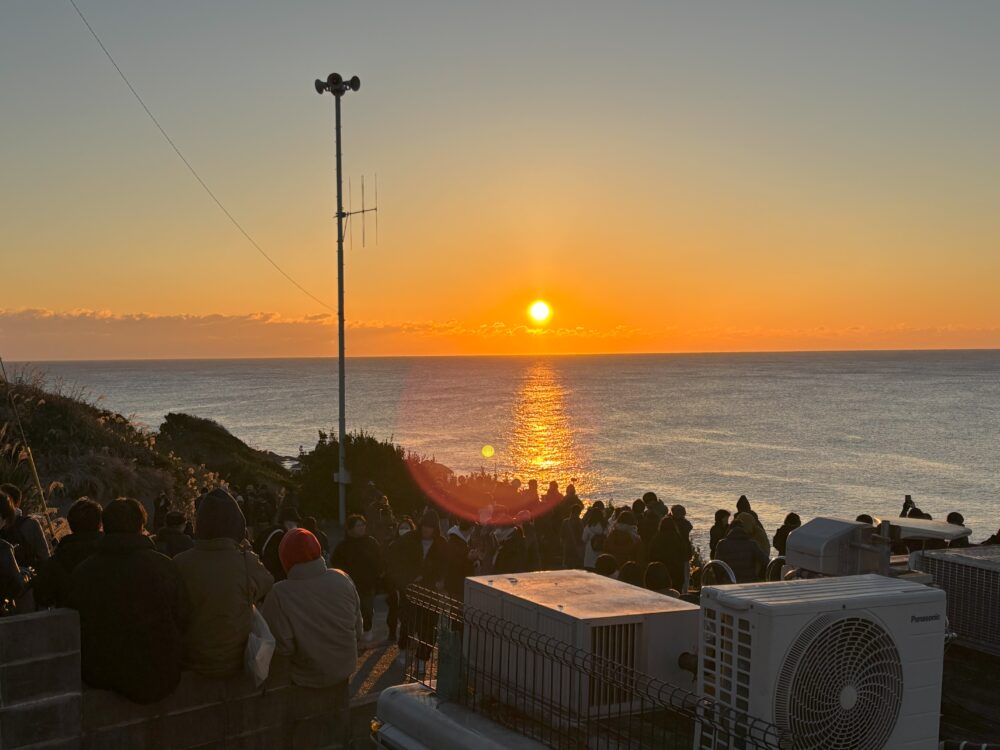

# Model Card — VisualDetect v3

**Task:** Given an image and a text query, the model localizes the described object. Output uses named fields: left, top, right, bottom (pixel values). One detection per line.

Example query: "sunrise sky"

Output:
left=3, top=2, right=1000, bottom=360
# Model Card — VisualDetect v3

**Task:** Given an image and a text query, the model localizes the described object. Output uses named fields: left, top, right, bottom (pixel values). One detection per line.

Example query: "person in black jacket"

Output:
left=34, top=498, right=103, bottom=609
left=649, top=516, right=687, bottom=594
left=0, top=491, right=32, bottom=610
left=709, top=509, right=731, bottom=559
left=715, top=514, right=768, bottom=584
left=492, top=517, right=530, bottom=575
left=330, top=514, right=384, bottom=640
left=772, top=513, right=801, bottom=556
left=68, top=498, right=188, bottom=704
left=384, top=516, right=415, bottom=641
left=444, top=518, right=480, bottom=600
left=152, top=511, right=194, bottom=559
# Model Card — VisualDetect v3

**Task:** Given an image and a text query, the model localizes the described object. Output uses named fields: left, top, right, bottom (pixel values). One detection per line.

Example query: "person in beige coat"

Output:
left=173, top=488, right=273, bottom=678
left=262, top=528, right=362, bottom=689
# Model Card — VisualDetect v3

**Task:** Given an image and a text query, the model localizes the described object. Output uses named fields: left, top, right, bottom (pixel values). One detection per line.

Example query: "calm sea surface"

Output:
left=27, top=352, right=1000, bottom=548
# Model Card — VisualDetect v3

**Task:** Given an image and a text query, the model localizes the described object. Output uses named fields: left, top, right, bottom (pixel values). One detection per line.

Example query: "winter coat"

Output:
left=385, top=532, right=416, bottom=590
left=172, top=540, right=273, bottom=678
left=750, top=521, right=770, bottom=556
left=0, top=512, right=51, bottom=569
left=715, top=526, right=768, bottom=583
left=261, top=558, right=363, bottom=688
left=772, top=524, right=798, bottom=556
left=330, top=534, right=384, bottom=594
left=493, top=528, right=531, bottom=575
left=561, top=516, right=584, bottom=569
left=153, top=528, right=195, bottom=559
left=709, top=523, right=729, bottom=559
left=69, top=534, right=188, bottom=704
left=386, top=531, right=447, bottom=590
left=603, top=524, right=644, bottom=568
left=33, top=531, right=102, bottom=609
left=445, top=528, right=478, bottom=600
left=582, top=523, right=607, bottom=569
left=638, top=511, right=660, bottom=550
left=648, top=520, right=688, bottom=592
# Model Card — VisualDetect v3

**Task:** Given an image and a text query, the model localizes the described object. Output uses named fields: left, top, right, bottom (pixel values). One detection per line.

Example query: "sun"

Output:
left=529, top=300, right=552, bottom=323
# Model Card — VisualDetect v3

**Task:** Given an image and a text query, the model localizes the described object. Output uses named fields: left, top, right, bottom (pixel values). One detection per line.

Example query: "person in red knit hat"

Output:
left=262, top=528, right=362, bottom=746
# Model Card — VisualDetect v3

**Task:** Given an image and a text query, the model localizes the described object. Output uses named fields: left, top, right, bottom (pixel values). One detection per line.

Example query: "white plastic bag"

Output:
left=245, top=605, right=276, bottom=686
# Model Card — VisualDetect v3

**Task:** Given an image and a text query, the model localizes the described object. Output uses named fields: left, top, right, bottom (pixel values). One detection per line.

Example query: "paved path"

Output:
left=350, top=593, right=404, bottom=708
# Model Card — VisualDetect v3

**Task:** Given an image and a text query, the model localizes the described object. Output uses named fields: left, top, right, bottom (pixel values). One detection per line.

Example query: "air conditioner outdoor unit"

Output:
left=911, top=545, right=1000, bottom=656
left=785, top=517, right=886, bottom=576
left=697, top=574, right=946, bottom=750
left=464, top=570, right=699, bottom=716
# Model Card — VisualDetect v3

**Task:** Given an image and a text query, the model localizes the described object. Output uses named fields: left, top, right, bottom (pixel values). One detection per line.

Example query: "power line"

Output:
left=67, top=0, right=335, bottom=313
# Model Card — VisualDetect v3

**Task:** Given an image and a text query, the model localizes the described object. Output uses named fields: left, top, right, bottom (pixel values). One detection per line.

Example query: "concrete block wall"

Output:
left=0, top=609, right=82, bottom=750
left=0, top=610, right=349, bottom=750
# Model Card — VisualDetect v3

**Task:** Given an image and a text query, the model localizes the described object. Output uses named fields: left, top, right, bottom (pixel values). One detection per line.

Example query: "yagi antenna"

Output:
left=345, top=172, right=378, bottom=249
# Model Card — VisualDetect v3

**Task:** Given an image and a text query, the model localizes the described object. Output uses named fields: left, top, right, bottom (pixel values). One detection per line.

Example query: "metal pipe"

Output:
left=334, top=92, right=348, bottom=527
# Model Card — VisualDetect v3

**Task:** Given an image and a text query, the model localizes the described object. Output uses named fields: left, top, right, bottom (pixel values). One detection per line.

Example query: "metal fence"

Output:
left=399, top=584, right=787, bottom=750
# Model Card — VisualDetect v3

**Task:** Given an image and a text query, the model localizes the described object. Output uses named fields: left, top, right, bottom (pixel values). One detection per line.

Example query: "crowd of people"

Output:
left=0, top=477, right=994, bottom=723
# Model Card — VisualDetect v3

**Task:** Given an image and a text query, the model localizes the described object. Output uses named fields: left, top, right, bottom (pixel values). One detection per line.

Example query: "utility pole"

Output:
left=315, top=73, right=361, bottom=527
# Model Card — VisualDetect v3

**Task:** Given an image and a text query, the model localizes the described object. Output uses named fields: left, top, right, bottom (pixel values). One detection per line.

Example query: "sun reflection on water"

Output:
left=507, top=360, right=583, bottom=483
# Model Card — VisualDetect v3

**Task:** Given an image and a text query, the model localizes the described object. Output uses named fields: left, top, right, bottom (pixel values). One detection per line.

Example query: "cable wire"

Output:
left=67, top=0, right=335, bottom=313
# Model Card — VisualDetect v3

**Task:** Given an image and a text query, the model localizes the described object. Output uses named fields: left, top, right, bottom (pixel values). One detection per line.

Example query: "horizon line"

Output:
left=9, top=345, right=1000, bottom=365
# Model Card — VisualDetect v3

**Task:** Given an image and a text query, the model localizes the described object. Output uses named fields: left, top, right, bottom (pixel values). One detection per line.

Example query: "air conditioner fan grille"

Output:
left=777, top=616, right=903, bottom=750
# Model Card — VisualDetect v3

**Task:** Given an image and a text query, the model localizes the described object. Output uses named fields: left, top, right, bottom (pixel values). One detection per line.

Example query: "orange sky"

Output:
left=3, top=3, right=1000, bottom=360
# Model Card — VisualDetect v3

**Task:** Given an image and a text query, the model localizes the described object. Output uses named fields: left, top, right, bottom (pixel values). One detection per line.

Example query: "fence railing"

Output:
left=398, top=584, right=787, bottom=750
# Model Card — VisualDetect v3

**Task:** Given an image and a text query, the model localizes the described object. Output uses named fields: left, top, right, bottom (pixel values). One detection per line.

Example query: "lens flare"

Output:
left=481, top=444, right=495, bottom=458
left=529, top=300, right=551, bottom=323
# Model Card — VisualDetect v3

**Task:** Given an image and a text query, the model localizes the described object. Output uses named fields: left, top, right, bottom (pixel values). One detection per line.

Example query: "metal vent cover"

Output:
left=775, top=615, right=903, bottom=750
left=916, top=546, right=1000, bottom=655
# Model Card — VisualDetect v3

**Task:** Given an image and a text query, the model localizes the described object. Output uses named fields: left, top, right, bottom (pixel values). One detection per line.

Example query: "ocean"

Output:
left=27, top=351, right=1000, bottom=549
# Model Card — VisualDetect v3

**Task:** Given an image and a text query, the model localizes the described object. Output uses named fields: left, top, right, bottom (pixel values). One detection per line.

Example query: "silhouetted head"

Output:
left=618, top=510, right=637, bottom=527
left=856, top=514, right=874, bottom=525
left=67, top=498, right=102, bottom=534
left=644, top=561, right=673, bottom=592
left=714, top=509, right=731, bottom=526
left=641, top=491, right=658, bottom=506
left=102, top=498, right=147, bottom=534
left=346, top=514, right=367, bottom=538
left=397, top=516, right=416, bottom=537
left=670, top=504, right=687, bottom=520
left=736, top=495, right=751, bottom=513
left=784, top=513, right=801, bottom=528
left=594, top=554, right=618, bottom=577
left=946, top=512, right=965, bottom=526
left=618, top=561, right=642, bottom=586
left=632, top=498, right=646, bottom=515
left=196, top=487, right=246, bottom=543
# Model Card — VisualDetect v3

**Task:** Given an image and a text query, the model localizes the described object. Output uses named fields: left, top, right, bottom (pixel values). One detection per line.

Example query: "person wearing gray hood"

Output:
left=173, top=488, right=273, bottom=678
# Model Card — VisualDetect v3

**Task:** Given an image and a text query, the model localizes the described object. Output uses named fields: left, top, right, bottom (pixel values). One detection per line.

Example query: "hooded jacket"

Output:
left=261, top=558, right=362, bottom=688
left=69, top=533, right=188, bottom=704
left=715, top=524, right=768, bottom=583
